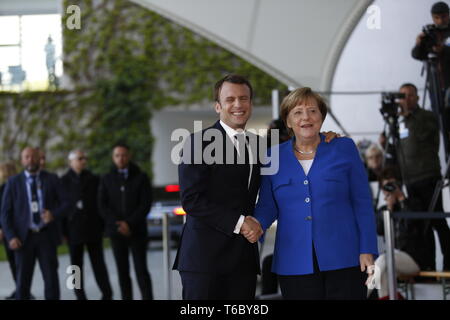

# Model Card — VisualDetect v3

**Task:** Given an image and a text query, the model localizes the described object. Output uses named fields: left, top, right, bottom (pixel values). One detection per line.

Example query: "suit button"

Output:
left=305, top=197, right=310, bottom=203
left=304, top=180, right=308, bottom=185
left=305, top=216, right=312, bottom=220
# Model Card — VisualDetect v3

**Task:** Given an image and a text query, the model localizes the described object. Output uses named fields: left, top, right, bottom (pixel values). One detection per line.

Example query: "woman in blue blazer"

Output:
left=254, top=87, right=378, bottom=299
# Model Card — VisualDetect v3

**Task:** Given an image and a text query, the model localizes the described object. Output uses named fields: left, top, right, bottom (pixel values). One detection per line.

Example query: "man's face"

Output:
left=70, top=151, right=87, bottom=172
left=432, top=13, right=450, bottom=28
left=21, top=147, right=40, bottom=173
left=399, top=86, right=419, bottom=115
left=215, top=82, right=252, bottom=130
left=112, top=147, right=130, bottom=170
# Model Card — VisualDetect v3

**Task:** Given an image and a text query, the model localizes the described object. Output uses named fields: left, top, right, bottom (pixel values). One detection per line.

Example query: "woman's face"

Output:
left=367, top=151, right=383, bottom=170
left=286, top=98, right=323, bottom=140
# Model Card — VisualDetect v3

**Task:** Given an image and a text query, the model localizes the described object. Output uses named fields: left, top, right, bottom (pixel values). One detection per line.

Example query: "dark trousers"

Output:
left=261, top=254, right=278, bottom=295
left=278, top=249, right=367, bottom=300
left=180, top=271, right=257, bottom=300
left=68, top=240, right=113, bottom=300
left=407, top=177, right=450, bottom=270
left=15, top=230, right=60, bottom=300
left=2, top=237, right=17, bottom=283
left=110, top=235, right=153, bottom=300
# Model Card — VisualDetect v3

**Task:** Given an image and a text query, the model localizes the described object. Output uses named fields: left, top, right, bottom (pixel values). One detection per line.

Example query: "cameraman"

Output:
left=376, top=167, right=435, bottom=271
left=374, top=167, right=436, bottom=299
left=380, top=83, right=450, bottom=271
left=412, top=1, right=450, bottom=89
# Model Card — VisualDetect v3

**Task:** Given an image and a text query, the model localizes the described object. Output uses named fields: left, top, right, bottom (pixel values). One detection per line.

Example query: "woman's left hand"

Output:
left=359, top=253, right=374, bottom=272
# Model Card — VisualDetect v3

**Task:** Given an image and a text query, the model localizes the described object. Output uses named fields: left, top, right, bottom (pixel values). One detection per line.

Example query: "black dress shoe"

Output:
left=5, top=291, right=16, bottom=300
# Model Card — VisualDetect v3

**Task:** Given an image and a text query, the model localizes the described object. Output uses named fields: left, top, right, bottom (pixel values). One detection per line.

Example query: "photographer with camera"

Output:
left=373, top=167, right=436, bottom=299
left=376, top=167, right=435, bottom=271
left=380, top=83, right=450, bottom=271
left=412, top=1, right=450, bottom=89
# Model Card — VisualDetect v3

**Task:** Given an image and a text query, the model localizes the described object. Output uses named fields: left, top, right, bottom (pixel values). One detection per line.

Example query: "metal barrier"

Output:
left=382, top=210, right=450, bottom=300
left=162, top=212, right=172, bottom=300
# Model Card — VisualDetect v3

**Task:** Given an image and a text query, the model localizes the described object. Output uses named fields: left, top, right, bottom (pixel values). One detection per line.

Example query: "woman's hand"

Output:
left=360, top=253, right=374, bottom=272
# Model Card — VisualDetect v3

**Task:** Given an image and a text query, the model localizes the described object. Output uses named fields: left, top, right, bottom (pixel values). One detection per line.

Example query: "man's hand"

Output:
left=116, top=221, right=131, bottom=237
left=240, top=216, right=263, bottom=243
left=321, top=131, right=340, bottom=143
left=9, top=237, right=22, bottom=250
left=384, top=193, right=397, bottom=211
left=41, top=209, right=54, bottom=224
left=416, top=32, right=425, bottom=46
left=384, top=185, right=406, bottom=211
left=432, top=44, right=444, bottom=53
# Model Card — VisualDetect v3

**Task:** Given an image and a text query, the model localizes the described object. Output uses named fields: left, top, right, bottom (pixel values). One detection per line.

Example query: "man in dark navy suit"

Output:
left=173, top=74, right=264, bottom=300
left=0, top=147, right=69, bottom=300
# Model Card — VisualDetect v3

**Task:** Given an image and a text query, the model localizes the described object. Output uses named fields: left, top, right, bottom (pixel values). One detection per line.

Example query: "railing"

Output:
left=382, top=210, right=450, bottom=300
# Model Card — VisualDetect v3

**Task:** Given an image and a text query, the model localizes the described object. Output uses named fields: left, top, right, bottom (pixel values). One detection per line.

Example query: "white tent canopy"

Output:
left=131, top=0, right=372, bottom=91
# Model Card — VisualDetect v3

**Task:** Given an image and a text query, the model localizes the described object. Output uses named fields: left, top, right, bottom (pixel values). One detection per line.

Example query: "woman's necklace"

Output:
left=293, top=145, right=315, bottom=155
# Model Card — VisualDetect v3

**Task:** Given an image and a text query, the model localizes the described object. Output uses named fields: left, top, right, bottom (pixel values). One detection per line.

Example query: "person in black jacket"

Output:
left=412, top=2, right=450, bottom=89
left=98, top=143, right=153, bottom=300
left=376, top=167, right=436, bottom=271
left=61, top=149, right=113, bottom=300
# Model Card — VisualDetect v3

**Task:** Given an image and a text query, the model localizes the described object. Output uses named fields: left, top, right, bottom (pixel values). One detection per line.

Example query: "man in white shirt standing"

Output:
left=173, top=74, right=263, bottom=299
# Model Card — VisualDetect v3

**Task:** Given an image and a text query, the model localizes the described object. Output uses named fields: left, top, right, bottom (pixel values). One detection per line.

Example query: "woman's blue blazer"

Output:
left=254, top=135, right=378, bottom=275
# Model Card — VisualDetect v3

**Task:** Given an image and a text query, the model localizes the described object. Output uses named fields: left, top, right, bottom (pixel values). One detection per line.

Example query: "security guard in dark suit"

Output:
left=98, top=144, right=153, bottom=300
left=61, top=149, right=113, bottom=300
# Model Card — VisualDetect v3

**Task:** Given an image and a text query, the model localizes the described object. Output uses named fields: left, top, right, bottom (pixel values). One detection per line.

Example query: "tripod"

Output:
left=375, top=107, right=408, bottom=209
left=422, top=55, right=450, bottom=211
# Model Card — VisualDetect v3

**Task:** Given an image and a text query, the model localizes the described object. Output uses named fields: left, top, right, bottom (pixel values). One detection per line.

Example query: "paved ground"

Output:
left=0, top=241, right=183, bottom=300
left=0, top=228, right=448, bottom=300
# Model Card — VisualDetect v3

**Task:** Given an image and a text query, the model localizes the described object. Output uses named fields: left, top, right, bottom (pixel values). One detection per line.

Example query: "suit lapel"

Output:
left=39, top=171, right=47, bottom=208
left=20, top=172, right=29, bottom=209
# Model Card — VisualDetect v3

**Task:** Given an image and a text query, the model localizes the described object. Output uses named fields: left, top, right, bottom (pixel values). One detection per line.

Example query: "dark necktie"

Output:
left=234, top=134, right=251, bottom=189
left=30, top=175, right=41, bottom=225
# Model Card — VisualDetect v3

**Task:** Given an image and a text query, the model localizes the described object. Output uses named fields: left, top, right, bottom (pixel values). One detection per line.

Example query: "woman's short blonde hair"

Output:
left=0, top=161, right=17, bottom=185
left=280, top=87, right=328, bottom=136
left=365, top=144, right=383, bottom=159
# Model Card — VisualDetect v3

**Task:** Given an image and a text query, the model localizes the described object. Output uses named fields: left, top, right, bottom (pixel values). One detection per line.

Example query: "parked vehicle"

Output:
left=146, top=185, right=185, bottom=243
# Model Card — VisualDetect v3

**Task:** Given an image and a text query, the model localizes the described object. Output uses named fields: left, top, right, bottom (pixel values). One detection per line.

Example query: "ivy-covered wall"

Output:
left=0, top=0, right=286, bottom=177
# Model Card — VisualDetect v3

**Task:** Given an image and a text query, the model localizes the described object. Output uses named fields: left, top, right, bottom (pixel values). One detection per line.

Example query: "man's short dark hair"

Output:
left=214, top=74, right=253, bottom=103
left=113, top=142, right=130, bottom=151
left=431, top=1, right=449, bottom=14
left=400, top=83, right=418, bottom=94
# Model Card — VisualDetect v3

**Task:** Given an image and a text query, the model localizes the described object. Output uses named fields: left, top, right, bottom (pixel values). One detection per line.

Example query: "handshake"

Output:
left=240, top=216, right=263, bottom=243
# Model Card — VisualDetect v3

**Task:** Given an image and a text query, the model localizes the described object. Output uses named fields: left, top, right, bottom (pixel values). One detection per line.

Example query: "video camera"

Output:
left=382, top=182, right=398, bottom=192
left=422, top=24, right=441, bottom=53
left=380, top=92, right=405, bottom=119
